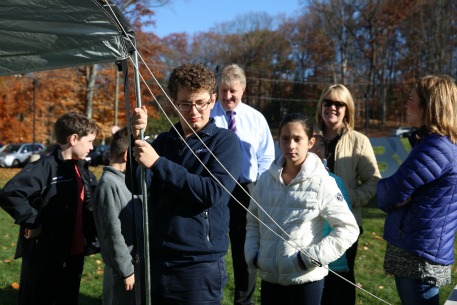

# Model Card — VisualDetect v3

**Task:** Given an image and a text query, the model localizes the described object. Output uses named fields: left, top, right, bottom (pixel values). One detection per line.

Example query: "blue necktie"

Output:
left=227, top=111, right=237, bottom=133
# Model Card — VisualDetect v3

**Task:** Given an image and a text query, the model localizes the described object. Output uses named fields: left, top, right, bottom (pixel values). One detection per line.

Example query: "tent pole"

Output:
left=132, top=49, right=152, bottom=305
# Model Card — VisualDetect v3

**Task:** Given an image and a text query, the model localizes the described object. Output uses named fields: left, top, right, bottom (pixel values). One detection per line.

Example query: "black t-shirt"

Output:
left=326, top=136, right=340, bottom=173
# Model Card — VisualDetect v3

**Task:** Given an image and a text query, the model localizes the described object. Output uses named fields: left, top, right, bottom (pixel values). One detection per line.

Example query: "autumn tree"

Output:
left=189, top=32, right=223, bottom=71
left=396, top=0, right=456, bottom=78
left=199, top=13, right=290, bottom=111
left=345, top=0, right=418, bottom=126
left=82, top=0, right=173, bottom=120
left=0, top=1, right=170, bottom=144
left=0, top=76, right=38, bottom=143
left=277, top=11, right=336, bottom=118
left=0, top=69, right=85, bottom=144
left=3, top=0, right=455, bottom=143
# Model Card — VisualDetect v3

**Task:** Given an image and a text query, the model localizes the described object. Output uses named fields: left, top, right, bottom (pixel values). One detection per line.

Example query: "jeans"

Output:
left=395, top=276, right=440, bottom=305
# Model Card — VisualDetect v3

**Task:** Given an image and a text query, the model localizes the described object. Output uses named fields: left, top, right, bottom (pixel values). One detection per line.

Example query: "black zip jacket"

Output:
left=0, top=148, right=98, bottom=261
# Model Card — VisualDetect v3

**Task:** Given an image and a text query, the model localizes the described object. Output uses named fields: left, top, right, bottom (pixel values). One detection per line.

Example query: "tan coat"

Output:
left=332, top=130, right=381, bottom=226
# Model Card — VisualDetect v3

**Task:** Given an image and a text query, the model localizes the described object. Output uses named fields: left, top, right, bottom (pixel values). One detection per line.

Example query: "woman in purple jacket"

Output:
left=378, top=74, right=457, bottom=305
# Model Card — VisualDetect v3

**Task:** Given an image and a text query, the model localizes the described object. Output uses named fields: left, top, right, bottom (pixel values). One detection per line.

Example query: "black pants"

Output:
left=321, top=229, right=361, bottom=305
left=229, top=183, right=257, bottom=305
left=261, top=279, right=324, bottom=305
left=150, top=257, right=227, bottom=305
left=19, top=254, right=84, bottom=305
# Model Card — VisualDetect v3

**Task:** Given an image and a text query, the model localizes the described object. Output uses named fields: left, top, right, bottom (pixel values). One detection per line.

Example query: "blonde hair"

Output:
left=415, top=74, right=457, bottom=143
left=315, top=84, right=355, bottom=132
left=219, top=64, right=246, bottom=87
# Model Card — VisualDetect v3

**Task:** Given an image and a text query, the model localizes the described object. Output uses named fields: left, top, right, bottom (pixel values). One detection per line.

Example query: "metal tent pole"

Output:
left=132, top=49, right=151, bottom=305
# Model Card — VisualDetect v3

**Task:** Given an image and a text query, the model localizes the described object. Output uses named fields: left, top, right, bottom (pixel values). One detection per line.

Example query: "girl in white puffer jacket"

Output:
left=245, top=113, right=359, bottom=305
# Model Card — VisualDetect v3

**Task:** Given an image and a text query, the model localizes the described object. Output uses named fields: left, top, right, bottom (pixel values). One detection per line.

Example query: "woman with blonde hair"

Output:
left=378, top=74, right=457, bottom=305
left=316, top=84, right=381, bottom=305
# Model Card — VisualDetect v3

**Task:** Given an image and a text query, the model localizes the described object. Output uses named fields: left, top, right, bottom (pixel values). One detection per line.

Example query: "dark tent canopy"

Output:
left=0, top=0, right=133, bottom=76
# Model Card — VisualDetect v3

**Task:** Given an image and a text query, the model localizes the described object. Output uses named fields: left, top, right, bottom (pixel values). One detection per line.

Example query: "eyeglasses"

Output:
left=176, top=97, right=211, bottom=112
left=323, top=99, right=346, bottom=109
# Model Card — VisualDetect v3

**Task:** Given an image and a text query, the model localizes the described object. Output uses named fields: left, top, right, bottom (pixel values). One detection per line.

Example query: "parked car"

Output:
left=0, top=143, right=45, bottom=167
left=87, top=145, right=110, bottom=166
left=390, top=126, right=416, bottom=138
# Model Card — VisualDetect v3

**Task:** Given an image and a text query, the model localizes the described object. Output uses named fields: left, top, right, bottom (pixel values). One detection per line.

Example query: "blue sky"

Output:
left=150, top=0, right=303, bottom=38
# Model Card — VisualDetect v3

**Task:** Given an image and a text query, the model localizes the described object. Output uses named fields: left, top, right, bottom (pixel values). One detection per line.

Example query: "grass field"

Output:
left=1, top=149, right=457, bottom=304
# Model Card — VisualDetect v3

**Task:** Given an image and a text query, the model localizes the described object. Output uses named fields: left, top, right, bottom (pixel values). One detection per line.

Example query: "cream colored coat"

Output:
left=332, top=130, right=381, bottom=226
left=245, top=153, right=359, bottom=285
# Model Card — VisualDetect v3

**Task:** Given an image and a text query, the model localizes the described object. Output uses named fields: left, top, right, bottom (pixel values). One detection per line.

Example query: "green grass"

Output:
left=0, top=210, right=21, bottom=304
left=1, top=155, right=457, bottom=304
left=0, top=205, right=251, bottom=305
left=223, top=249, right=262, bottom=304
left=5, top=198, right=457, bottom=305
left=0, top=204, right=104, bottom=305
left=355, top=198, right=399, bottom=304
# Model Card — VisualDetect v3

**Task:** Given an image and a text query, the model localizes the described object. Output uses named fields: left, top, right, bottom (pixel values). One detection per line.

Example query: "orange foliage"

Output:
left=0, top=30, right=165, bottom=145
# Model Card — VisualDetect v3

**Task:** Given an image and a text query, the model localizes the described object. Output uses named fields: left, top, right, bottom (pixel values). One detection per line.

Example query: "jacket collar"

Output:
left=270, top=153, right=324, bottom=184
left=50, top=146, right=90, bottom=168
left=167, top=117, right=216, bottom=140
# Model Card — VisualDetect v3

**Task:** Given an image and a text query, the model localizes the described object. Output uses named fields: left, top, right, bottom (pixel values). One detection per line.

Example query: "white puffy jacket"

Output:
left=245, top=153, right=359, bottom=285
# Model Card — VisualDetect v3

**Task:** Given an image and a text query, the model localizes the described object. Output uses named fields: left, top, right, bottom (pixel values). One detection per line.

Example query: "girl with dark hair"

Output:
left=245, top=113, right=359, bottom=305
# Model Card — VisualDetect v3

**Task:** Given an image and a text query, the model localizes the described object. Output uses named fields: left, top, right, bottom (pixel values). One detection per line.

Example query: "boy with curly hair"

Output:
left=127, top=63, right=242, bottom=304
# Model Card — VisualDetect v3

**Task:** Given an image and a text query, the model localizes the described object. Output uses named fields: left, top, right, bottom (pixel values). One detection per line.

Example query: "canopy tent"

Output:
left=0, top=0, right=134, bottom=75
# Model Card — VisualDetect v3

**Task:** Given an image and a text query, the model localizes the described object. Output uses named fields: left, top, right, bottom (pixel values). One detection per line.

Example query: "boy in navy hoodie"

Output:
left=127, top=63, right=242, bottom=304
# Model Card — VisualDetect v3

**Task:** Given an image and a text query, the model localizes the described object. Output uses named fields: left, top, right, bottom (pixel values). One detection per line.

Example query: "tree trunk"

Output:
left=85, top=64, right=97, bottom=118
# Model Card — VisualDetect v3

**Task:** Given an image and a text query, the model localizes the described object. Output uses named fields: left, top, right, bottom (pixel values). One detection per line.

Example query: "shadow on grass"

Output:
left=0, top=287, right=100, bottom=305
left=361, top=195, right=387, bottom=220
left=0, top=286, right=18, bottom=305
left=79, top=294, right=101, bottom=305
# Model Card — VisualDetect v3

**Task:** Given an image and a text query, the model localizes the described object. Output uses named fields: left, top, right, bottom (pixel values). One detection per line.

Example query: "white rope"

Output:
left=101, top=2, right=392, bottom=304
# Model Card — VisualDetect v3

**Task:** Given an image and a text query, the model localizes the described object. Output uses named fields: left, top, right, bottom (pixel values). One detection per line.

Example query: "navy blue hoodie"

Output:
left=127, top=118, right=241, bottom=264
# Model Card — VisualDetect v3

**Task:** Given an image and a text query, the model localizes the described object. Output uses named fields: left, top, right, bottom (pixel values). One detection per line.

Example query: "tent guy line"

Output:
left=103, top=1, right=392, bottom=304
left=127, top=50, right=392, bottom=305
left=103, top=2, right=392, bottom=303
